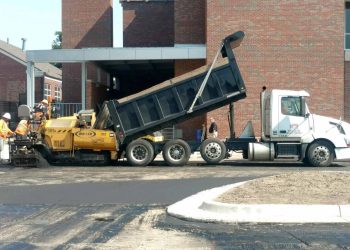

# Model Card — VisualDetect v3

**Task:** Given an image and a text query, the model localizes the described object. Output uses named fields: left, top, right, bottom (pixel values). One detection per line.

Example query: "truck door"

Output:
left=277, top=96, right=310, bottom=140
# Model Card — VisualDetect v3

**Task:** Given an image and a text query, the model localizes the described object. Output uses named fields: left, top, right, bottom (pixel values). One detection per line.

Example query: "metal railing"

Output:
left=50, top=103, right=82, bottom=117
left=0, top=102, right=82, bottom=129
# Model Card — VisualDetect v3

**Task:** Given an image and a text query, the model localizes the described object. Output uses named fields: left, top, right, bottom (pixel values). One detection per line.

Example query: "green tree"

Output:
left=52, top=31, right=62, bottom=49
left=51, top=31, right=62, bottom=68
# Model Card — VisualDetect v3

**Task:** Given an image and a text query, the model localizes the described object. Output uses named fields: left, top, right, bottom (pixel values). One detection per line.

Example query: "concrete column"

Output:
left=81, top=62, right=87, bottom=110
left=26, top=61, right=35, bottom=107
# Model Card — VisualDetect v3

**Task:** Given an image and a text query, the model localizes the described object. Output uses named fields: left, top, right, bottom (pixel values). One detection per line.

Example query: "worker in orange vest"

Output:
left=15, top=120, right=31, bottom=138
left=0, top=113, right=14, bottom=161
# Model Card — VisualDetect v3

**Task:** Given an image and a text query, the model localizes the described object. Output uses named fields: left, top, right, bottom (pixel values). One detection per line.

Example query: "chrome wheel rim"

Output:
left=131, top=145, right=148, bottom=162
left=204, top=142, right=222, bottom=160
left=311, top=145, right=330, bottom=164
left=168, top=144, right=185, bottom=161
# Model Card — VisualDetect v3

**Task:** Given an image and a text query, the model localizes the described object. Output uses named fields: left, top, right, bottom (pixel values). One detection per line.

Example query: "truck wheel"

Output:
left=200, top=138, right=226, bottom=164
left=162, top=139, right=191, bottom=166
left=126, top=139, right=154, bottom=166
left=307, top=141, right=334, bottom=167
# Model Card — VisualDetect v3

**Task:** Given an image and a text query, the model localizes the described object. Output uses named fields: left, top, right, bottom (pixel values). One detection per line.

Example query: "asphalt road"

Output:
left=0, top=177, right=254, bottom=205
left=0, top=162, right=349, bottom=249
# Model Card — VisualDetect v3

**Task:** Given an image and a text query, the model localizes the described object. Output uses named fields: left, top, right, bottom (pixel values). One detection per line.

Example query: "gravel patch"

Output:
left=216, top=171, right=350, bottom=205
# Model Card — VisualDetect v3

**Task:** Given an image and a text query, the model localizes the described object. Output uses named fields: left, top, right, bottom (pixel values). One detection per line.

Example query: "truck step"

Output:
left=276, top=154, right=299, bottom=160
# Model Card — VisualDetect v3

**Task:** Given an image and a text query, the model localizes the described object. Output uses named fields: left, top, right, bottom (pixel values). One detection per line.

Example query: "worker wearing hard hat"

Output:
left=41, top=99, right=49, bottom=106
left=0, top=113, right=14, bottom=138
left=0, top=113, right=14, bottom=161
left=34, top=99, right=49, bottom=120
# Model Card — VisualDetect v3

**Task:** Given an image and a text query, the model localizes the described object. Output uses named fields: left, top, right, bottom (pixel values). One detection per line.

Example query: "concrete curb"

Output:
left=167, top=181, right=350, bottom=224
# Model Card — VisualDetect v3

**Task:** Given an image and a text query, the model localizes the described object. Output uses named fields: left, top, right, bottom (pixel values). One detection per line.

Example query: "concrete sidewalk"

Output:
left=167, top=180, right=350, bottom=224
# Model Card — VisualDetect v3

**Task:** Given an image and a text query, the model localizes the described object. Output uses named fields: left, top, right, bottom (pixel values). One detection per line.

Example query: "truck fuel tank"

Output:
left=248, top=142, right=275, bottom=161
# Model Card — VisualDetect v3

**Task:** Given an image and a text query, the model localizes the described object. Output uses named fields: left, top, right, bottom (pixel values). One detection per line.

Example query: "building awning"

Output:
left=26, top=45, right=206, bottom=63
left=25, top=45, right=206, bottom=110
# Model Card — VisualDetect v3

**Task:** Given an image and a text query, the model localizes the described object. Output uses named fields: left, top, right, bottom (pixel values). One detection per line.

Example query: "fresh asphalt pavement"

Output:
left=0, top=162, right=349, bottom=248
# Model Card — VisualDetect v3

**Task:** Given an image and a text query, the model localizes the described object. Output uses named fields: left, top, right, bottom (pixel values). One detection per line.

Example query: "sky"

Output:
left=0, top=0, right=123, bottom=50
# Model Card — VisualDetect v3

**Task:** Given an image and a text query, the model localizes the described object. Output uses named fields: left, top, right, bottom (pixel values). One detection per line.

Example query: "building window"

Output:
left=346, top=3, right=350, bottom=49
left=54, top=87, right=62, bottom=102
left=44, top=84, right=51, bottom=100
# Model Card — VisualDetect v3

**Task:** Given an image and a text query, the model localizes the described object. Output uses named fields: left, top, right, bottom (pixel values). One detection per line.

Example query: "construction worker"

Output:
left=34, top=99, right=49, bottom=120
left=15, top=119, right=31, bottom=138
left=0, top=113, right=14, bottom=162
left=208, top=117, right=218, bottom=138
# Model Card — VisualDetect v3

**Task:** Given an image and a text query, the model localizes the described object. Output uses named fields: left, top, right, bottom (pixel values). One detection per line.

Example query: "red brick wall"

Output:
left=34, top=77, right=44, bottom=104
left=122, top=1, right=174, bottom=47
left=62, top=0, right=112, bottom=104
left=61, top=64, right=81, bottom=103
left=206, top=0, right=345, bottom=139
left=174, top=0, right=205, bottom=44
left=86, top=80, right=108, bottom=110
left=0, top=53, right=26, bottom=102
left=175, top=59, right=206, bottom=140
left=345, top=62, right=350, bottom=122
left=62, top=0, right=113, bottom=48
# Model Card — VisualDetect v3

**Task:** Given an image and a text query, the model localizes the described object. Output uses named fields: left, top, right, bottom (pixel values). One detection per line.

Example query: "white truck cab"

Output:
left=248, top=89, right=350, bottom=167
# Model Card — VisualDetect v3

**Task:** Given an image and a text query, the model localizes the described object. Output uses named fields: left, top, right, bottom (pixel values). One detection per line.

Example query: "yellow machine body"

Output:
left=41, top=112, right=118, bottom=158
left=71, top=128, right=116, bottom=151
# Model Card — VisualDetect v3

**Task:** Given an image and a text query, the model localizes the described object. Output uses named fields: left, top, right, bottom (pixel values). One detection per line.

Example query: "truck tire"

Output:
left=307, top=141, right=334, bottom=167
left=200, top=138, right=226, bottom=164
left=126, top=139, right=154, bottom=166
left=162, top=139, right=191, bottom=166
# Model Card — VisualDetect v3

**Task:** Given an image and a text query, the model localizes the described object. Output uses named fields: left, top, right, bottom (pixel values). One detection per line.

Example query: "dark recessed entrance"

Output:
left=97, top=60, right=174, bottom=100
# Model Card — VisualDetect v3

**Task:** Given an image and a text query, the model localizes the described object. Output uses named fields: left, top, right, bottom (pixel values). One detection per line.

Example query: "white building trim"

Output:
left=26, top=46, right=206, bottom=63
left=345, top=50, right=350, bottom=61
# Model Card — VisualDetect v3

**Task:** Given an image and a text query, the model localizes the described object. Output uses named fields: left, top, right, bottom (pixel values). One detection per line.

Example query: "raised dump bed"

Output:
left=94, top=31, right=247, bottom=145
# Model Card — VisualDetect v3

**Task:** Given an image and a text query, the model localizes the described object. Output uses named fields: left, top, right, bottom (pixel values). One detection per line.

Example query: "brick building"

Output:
left=61, top=0, right=348, bottom=140
left=0, top=39, right=62, bottom=125
left=61, top=0, right=112, bottom=110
